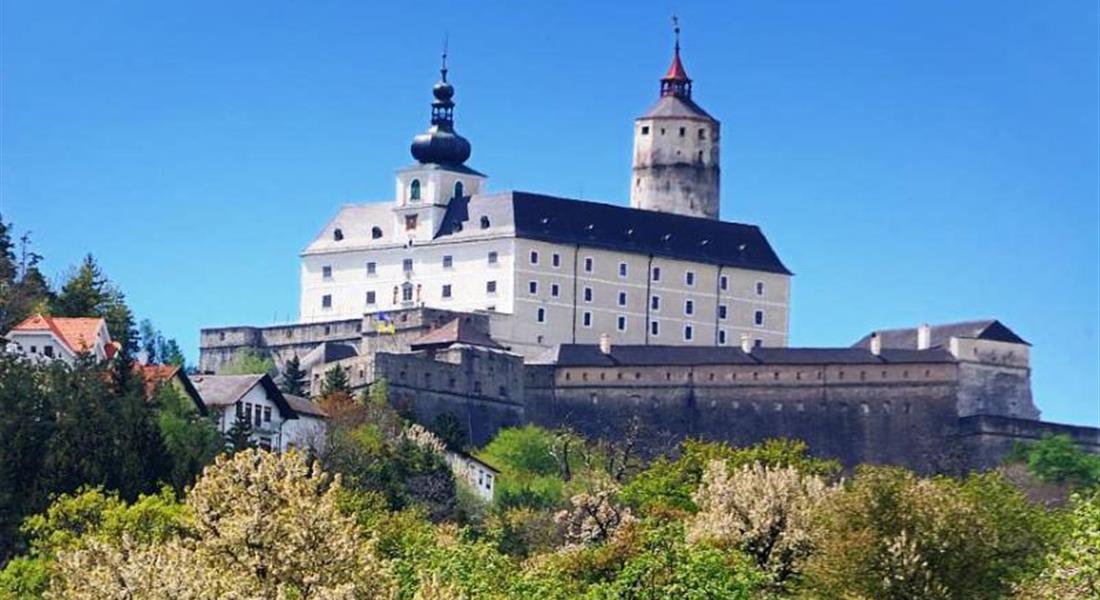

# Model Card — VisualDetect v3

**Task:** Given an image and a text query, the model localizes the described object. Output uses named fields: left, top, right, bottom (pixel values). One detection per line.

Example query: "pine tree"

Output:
left=224, top=415, right=255, bottom=453
left=53, top=254, right=110, bottom=317
left=280, top=356, right=308, bottom=397
left=321, top=366, right=350, bottom=397
left=159, top=339, right=185, bottom=367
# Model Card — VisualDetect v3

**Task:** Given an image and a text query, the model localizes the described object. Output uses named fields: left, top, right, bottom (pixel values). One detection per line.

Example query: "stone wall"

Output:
left=198, top=319, right=363, bottom=373
left=957, top=414, right=1100, bottom=471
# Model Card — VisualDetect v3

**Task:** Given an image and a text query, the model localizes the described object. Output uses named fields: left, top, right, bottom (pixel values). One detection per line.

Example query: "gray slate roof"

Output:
left=545, top=344, right=955, bottom=367
left=641, top=95, right=715, bottom=120
left=852, top=320, right=1029, bottom=350
left=284, top=394, right=327, bottom=418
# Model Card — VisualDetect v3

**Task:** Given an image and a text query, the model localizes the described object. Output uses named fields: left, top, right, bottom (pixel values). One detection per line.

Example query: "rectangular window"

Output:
left=583, top=287, right=593, bottom=303
left=651, top=295, right=661, bottom=310
left=650, top=320, right=660, bottom=336
left=537, top=308, right=546, bottom=323
left=617, top=291, right=627, bottom=306
left=366, top=291, right=376, bottom=305
left=488, top=251, right=498, bottom=265
left=718, top=330, right=727, bottom=345
left=254, top=409, right=262, bottom=428
left=755, top=310, right=765, bottom=326
left=652, top=266, right=661, bottom=281
left=550, top=283, right=560, bottom=297
left=618, top=262, right=628, bottom=277
left=552, top=253, right=561, bottom=268
left=530, top=250, right=539, bottom=265
left=443, top=255, right=453, bottom=269
left=582, top=311, right=593, bottom=327
left=684, top=325, right=694, bottom=341
left=402, top=258, right=413, bottom=272
left=685, top=299, right=694, bottom=315
left=756, top=281, right=765, bottom=296
left=263, top=406, right=272, bottom=422
left=584, top=257, right=594, bottom=272
left=442, top=284, right=452, bottom=298
left=755, top=339, right=764, bottom=348
left=679, top=126, right=686, bottom=137
left=529, top=280, right=538, bottom=295
left=617, top=315, right=627, bottom=331
left=322, top=294, right=332, bottom=308
left=685, top=271, right=695, bottom=286
left=43, top=346, right=54, bottom=358
left=641, top=125, right=650, bottom=135
left=486, top=280, right=497, bottom=294
left=322, top=265, right=332, bottom=280
left=405, top=214, right=418, bottom=231
left=720, top=275, right=728, bottom=291
left=698, top=128, right=706, bottom=140
left=402, top=285, right=413, bottom=302
left=718, top=305, right=727, bottom=320
left=366, top=261, right=377, bottom=275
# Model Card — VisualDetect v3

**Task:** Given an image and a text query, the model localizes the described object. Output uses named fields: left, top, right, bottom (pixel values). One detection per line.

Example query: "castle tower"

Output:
left=630, top=21, right=720, bottom=220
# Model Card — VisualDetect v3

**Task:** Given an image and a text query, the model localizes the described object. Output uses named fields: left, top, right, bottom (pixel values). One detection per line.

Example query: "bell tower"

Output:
left=630, top=19, right=720, bottom=220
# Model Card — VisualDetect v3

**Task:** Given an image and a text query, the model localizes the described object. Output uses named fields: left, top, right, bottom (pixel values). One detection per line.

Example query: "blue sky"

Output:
left=2, top=1, right=1097, bottom=426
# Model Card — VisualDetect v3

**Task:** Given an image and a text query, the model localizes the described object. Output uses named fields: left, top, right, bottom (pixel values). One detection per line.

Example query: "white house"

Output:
left=3, top=313, right=117, bottom=364
left=445, top=451, right=500, bottom=503
left=190, top=373, right=327, bottom=452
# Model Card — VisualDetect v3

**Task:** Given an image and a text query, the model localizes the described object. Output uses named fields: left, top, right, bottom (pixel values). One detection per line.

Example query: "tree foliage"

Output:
left=280, top=354, right=308, bottom=396
left=1010, top=434, right=1100, bottom=489
left=220, top=347, right=275, bottom=376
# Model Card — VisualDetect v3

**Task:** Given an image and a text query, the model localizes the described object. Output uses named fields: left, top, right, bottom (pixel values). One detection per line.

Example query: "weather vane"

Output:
left=672, top=15, right=680, bottom=51
left=440, top=34, right=449, bottom=80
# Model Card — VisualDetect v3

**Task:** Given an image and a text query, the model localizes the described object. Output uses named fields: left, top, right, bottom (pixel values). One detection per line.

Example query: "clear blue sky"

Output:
left=2, top=1, right=1097, bottom=426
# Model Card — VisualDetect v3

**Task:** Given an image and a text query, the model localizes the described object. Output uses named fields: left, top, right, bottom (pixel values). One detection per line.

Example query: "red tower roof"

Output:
left=663, top=47, right=690, bottom=82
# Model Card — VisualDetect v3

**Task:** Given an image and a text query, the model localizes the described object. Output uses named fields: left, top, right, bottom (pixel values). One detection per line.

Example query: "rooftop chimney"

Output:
left=740, top=333, right=753, bottom=354
left=870, top=332, right=882, bottom=356
left=917, top=324, right=932, bottom=350
left=598, top=333, right=612, bottom=355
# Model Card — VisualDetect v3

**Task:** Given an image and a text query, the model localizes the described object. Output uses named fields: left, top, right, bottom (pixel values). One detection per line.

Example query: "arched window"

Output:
left=453, top=181, right=464, bottom=199
left=409, top=179, right=421, bottom=201
left=333, top=228, right=343, bottom=241
left=480, top=216, right=490, bottom=229
left=371, top=226, right=383, bottom=239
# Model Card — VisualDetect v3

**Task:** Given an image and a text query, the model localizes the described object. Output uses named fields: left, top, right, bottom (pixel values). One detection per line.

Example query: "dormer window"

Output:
left=454, top=181, right=464, bottom=199
left=409, top=179, right=421, bottom=201
left=333, top=228, right=344, bottom=241
left=371, top=226, right=383, bottom=239
left=480, top=216, right=490, bottom=229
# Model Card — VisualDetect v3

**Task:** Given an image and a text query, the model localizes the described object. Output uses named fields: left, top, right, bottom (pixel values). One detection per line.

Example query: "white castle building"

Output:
left=298, top=36, right=790, bottom=359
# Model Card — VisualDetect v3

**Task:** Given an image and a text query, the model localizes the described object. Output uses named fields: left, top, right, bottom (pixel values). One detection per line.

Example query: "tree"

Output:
left=1011, top=434, right=1100, bottom=489
left=556, top=488, right=634, bottom=547
left=158, top=338, right=185, bottom=367
left=0, top=220, right=53, bottom=335
left=223, top=414, right=255, bottom=453
left=52, top=255, right=109, bottom=319
left=321, top=365, right=350, bottom=397
left=430, top=412, right=467, bottom=451
left=154, top=383, right=221, bottom=493
left=1016, top=490, right=1100, bottom=599
left=220, top=348, right=275, bottom=375
left=279, top=355, right=308, bottom=396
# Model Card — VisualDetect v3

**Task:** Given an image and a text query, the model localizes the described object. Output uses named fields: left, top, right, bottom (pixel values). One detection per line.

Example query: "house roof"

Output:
left=544, top=344, right=956, bottom=368
left=284, top=394, right=327, bottom=418
left=851, top=320, right=1029, bottom=350
left=139, top=364, right=208, bottom=415
left=436, top=192, right=790, bottom=275
left=10, top=314, right=108, bottom=354
left=190, top=373, right=299, bottom=419
left=410, top=317, right=504, bottom=351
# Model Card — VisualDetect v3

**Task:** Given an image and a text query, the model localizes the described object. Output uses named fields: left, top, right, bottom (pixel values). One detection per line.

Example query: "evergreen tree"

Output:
left=0, top=217, right=16, bottom=284
left=0, top=220, right=53, bottom=334
left=139, top=319, right=160, bottom=364
left=280, top=356, right=307, bottom=397
left=53, top=254, right=110, bottom=318
left=154, top=384, right=221, bottom=493
left=224, top=415, right=255, bottom=453
left=159, top=339, right=185, bottom=367
left=321, top=365, right=350, bottom=397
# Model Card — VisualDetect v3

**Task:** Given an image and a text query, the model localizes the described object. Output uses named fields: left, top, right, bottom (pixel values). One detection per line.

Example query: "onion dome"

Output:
left=410, top=51, right=472, bottom=166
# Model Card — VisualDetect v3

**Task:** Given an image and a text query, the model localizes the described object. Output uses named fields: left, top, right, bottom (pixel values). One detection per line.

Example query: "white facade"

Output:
left=446, top=451, right=497, bottom=503
left=3, top=316, right=113, bottom=365
left=205, top=378, right=327, bottom=452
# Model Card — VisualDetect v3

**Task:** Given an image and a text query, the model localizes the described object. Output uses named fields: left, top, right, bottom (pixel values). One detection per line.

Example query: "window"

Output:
left=550, top=283, right=560, bottom=297
left=756, top=281, right=765, bottom=296
left=366, top=261, right=377, bottom=275
left=488, top=251, right=498, bottom=265
left=684, top=325, right=694, bottom=341
left=530, top=250, right=539, bottom=265
left=43, top=345, right=53, bottom=358
left=486, top=280, right=497, bottom=294
left=453, top=180, right=464, bottom=198
left=552, top=253, right=561, bottom=268
left=409, top=179, right=421, bottom=200
left=718, top=330, right=727, bottom=345
left=333, top=228, right=343, bottom=241
left=641, top=125, right=650, bottom=135
left=480, top=216, right=491, bottom=229
left=401, top=283, right=413, bottom=302
left=617, top=291, right=627, bottom=306
left=720, top=275, right=728, bottom=291
left=371, top=226, right=383, bottom=239
left=537, top=308, right=546, bottom=323
left=652, top=266, right=661, bottom=281
left=584, top=257, right=594, bottom=272
left=322, top=265, right=332, bottom=280
left=583, top=287, right=593, bottom=303
left=582, top=311, right=593, bottom=327
left=650, top=320, right=660, bottom=336
left=442, top=284, right=452, bottom=298
left=263, top=407, right=272, bottom=422
left=529, top=280, right=538, bottom=295
left=322, top=295, right=332, bottom=309
left=754, top=339, right=763, bottom=348
left=698, top=128, right=706, bottom=140
left=685, top=299, right=694, bottom=315
left=679, top=126, right=686, bottom=137
left=366, top=291, right=376, bottom=305
left=254, top=406, right=262, bottom=427
left=651, top=295, right=660, bottom=310
left=442, top=255, right=453, bottom=269
left=403, top=258, right=413, bottom=272
left=718, top=305, right=727, bottom=320
left=685, top=271, right=696, bottom=286
left=618, top=262, right=628, bottom=277
left=405, top=214, right=418, bottom=231
left=617, top=315, right=627, bottom=331
left=754, top=310, right=765, bottom=326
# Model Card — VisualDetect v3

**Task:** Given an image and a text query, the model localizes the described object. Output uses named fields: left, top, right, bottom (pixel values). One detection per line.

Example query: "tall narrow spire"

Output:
left=660, top=15, right=692, bottom=98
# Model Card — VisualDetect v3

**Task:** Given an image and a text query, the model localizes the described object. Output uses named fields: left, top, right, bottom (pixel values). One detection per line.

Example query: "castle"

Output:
left=201, top=31, right=1098, bottom=471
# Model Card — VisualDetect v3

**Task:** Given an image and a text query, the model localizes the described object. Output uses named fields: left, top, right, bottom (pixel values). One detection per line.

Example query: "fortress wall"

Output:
left=957, top=415, right=1100, bottom=471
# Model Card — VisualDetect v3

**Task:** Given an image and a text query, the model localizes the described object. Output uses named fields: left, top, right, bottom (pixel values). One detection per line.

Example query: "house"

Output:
left=190, top=373, right=327, bottom=452
left=3, top=313, right=118, bottom=364
left=445, top=451, right=499, bottom=503
left=139, top=364, right=207, bottom=415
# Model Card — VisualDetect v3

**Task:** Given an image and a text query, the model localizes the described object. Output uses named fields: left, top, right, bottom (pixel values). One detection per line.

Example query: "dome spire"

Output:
left=411, top=39, right=472, bottom=167
left=660, top=15, right=692, bottom=98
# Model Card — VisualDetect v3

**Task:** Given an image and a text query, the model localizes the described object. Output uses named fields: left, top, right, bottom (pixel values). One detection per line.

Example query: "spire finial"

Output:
left=672, top=14, right=680, bottom=54
left=440, top=34, right=449, bottom=82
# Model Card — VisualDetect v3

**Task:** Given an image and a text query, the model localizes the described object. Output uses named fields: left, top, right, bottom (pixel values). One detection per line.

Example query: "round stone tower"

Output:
left=630, top=25, right=720, bottom=220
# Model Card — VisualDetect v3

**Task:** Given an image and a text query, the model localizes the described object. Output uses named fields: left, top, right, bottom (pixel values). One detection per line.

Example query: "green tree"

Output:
left=321, top=365, right=350, bottom=396
left=220, top=348, right=275, bottom=375
left=0, top=220, right=53, bottom=335
left=154, top=383, right=222, bottom=493
left=279, top=355, right=307, bottom=396
left=430, top=412, right=467, bottom=451
left=223, top=414, right=255, bottom=453
left=159, top=338, right=185, bottom=367
left=1012, top=434, right=1100, bottom=489
left=52, top=254, right=109, bottom=319
left=1017, top=490, right=1100, bottom=599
